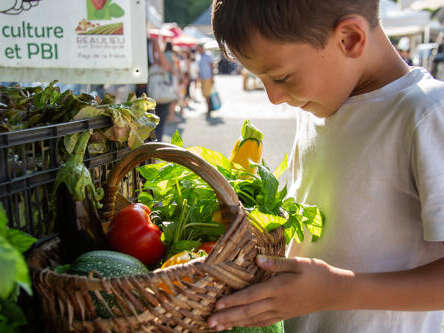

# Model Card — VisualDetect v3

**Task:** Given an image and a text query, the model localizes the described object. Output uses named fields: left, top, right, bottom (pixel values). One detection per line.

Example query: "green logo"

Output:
left=87, top=0, right=124, bottom=20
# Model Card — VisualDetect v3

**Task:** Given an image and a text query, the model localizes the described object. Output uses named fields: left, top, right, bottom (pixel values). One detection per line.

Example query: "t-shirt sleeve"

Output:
left=412, top=106, right=444, bottom=241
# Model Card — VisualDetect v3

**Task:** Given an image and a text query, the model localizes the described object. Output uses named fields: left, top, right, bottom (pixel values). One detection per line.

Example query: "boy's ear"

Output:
left=334, top=16, right=368, bottom=59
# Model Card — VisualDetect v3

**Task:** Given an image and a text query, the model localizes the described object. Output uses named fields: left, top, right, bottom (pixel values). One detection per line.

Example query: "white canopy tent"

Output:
left=401, top=0, right=444, bottom=10
left=145, top=1, right=163, bottom=29
left=380, top=0, right=431, bottom=36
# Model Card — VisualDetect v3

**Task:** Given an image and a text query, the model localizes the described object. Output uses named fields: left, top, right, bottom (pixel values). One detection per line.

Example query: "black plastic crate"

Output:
left=0, top=117, right=148, bottom=238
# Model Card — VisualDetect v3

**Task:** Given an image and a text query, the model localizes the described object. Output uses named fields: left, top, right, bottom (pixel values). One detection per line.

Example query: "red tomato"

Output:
left=107, top=203, right=165, bottom=266
left=199, top=241, right=217, bottom=254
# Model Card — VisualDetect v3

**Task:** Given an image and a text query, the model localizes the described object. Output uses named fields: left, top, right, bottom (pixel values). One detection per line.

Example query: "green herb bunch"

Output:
left=138, top=131, right=323, bottom=261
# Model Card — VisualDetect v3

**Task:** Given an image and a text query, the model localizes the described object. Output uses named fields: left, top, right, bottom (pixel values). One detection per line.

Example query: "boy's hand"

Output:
left=208, top=255, right=352, bottom=331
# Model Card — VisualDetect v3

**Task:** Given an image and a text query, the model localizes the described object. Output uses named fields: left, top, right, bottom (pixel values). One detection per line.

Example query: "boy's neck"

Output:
left=351, top=26, right=410, bottom=97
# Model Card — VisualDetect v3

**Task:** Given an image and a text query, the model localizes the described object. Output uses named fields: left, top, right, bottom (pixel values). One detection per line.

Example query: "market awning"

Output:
left=401, top=0, right=444, bottom=10
left=172, top=34, right=198, bottom=47
left=148, top=28, right=174, bottom=39
left=380, top=0, right=431, bottom=36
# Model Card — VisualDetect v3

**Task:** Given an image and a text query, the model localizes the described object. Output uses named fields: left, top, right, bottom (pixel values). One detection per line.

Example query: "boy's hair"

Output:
left=212, top=0, right=380, bottom=58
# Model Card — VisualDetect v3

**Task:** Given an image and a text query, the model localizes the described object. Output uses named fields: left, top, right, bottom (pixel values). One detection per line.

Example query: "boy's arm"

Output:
left=207, top=254, right=444, bottom=330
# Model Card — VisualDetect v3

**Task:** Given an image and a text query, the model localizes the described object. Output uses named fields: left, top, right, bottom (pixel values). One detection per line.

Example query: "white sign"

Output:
left=0, top=0, right=147, bottom=83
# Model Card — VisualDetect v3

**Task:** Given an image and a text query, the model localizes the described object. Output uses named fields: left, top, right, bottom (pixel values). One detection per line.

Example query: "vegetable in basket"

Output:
left=157, top=250, right=206, bottom=294
left=229, top=120, right=264, bottom=174
left=68, top=250, right=150, bottom=318
left=52, top=130, right=108, bottom=262
left=107, top=203, right=165, bottom=267
left=199, top=241, right=217, bottom=254
left=137, top=125, right=323, bottom=269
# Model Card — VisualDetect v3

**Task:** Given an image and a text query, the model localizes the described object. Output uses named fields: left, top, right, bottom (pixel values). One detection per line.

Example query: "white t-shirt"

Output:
left=285, top=67, right=444, bottom=333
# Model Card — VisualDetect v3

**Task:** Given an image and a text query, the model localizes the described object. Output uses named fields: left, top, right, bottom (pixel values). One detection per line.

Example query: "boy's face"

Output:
left=235, top=33, right=362, bottom=118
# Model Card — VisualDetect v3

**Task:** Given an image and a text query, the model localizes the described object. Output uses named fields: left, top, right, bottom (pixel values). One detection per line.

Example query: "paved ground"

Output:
left=164, top=75, right=444, bottom=332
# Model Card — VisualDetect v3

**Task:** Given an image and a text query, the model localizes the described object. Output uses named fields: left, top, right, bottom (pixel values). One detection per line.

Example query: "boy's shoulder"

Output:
left=399, top=69, right=444, bottom=109
left=391, top=68, right=444, bottom=125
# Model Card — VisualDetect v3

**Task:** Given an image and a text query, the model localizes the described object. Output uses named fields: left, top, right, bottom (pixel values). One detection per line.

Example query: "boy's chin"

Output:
left=297, top=102, right=336, bottom=118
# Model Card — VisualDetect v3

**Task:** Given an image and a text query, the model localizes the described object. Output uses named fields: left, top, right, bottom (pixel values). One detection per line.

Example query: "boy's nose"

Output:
left=264, top=83, right=289, bottom=105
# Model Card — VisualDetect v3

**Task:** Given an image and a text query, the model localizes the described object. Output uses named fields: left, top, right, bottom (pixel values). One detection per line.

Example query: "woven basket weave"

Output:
left=27, top=142, right=286, bottom=332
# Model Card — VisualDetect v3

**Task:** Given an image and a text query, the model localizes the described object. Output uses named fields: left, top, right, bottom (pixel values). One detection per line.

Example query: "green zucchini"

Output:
left=69, top=250, right=150, bottom=318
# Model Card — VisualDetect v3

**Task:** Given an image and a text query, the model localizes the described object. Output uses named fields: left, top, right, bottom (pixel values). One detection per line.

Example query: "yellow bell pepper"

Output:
left=158, top=251, right=204, bottom=294
left=229, top=120, right=264, bottom=174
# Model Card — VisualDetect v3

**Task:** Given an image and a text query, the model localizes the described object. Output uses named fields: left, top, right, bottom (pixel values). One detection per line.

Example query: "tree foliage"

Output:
left=164, top=0, right=212, bottom=28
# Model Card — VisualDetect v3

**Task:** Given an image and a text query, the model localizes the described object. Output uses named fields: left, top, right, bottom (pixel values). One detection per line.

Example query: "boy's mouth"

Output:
left=300, top=102, right=310, bottom=109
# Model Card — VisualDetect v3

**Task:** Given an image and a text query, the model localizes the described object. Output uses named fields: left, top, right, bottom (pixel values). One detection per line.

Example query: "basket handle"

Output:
left=101, top=142, right=241, bottom=228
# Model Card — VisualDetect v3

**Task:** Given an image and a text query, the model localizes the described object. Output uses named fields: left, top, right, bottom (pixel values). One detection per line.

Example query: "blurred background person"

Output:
left=196, top=43, right=214, bottom=117
left=150, top=39, right=175, bottom=141
left=164, top=42, right=181, bottom=123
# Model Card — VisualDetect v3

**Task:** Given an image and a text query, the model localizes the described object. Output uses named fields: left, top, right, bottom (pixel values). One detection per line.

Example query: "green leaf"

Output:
left=256, top=164, right=279, bottom=213
left=63, top=133, right=79, bottom=155
left=138, top=192, right=154, bottom=206
left=273, top=154, right=288, bottom=179
left=0, top=236, right=32, bottom=299
left=188, top=146, right=231, bottom=169
left=158, top=164, right=191, bottom=182
left=171, top=130, right=184, bottom=147
left=167, top=240, right=202, bottom=258
left=248, top=209, right=286, bottom=233
left=109, top=3, right=125, bottom=18
left=160, top=221, right=177, bottom=245
left=138, top=163, right=166, bottom=180
left=0, top=299, right=27, bottom=331
left=302, top=206, right=324, bottom=241
left=73, top=106, right=103, bottom=120
left=54, top=264, right=71, bottom=274
left=5, top=230, right=36, bottom=254
left=283, top=215, right=304, bottom=243
left=0, top=205, right=7, bottom=235
left=274, top=185, right=288, bottom=210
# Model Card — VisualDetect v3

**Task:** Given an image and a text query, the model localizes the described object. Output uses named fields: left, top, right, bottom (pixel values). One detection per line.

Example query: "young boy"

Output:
left=208, top=1, right=444, bottom=332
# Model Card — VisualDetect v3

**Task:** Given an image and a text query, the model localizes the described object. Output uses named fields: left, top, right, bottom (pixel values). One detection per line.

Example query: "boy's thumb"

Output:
left=256, top=255, right=300, bottom=273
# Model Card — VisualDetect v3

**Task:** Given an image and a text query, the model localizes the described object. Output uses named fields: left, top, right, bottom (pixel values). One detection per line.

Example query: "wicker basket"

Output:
left=27, top=142, right=286, bottom=332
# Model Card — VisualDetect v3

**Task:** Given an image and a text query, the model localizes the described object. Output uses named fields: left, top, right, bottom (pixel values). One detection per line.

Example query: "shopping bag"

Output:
left=210, top=89, right=222, bottom=111
left=147, top=64, right=178, bottom=104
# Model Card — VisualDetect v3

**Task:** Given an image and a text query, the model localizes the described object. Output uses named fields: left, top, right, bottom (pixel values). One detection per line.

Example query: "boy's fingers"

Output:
left=209, top=298, right=274, bottom=329
left=256, top=255, right=302, bottom=273
left=244, top=317, right=282, bottom=328
left=214, top=281, right=272, bottom=311
left=218, top=312, right=280, bottom=330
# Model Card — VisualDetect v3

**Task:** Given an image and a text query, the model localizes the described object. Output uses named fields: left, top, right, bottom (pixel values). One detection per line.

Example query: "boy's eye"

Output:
left=272, top=75, right=289, bottom=83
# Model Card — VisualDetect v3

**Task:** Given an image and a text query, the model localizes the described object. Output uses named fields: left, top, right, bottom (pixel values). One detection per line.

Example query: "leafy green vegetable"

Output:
left=53, top=130, right=104, bottom=208
left=0, top=204, right=37, bottom=332
left=273, top=154, right=288, bottom=179
left=73, top=94, right=159, bottom=150
left=171, top=130, right=184, bottom=147
left=138, top=130, right=324, bottom=257
left=0, top=82, right=159, bottom=150
left=138, top=161, right=224, bottom=260
left=188, top=146, right=231, bottom=170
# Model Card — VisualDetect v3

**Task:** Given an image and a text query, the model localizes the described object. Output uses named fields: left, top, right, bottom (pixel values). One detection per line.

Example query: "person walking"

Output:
left=149, top=39, right=174, bottom=142
left=164, top=42, right=180, bottom=123
left=196, top=43, right=215, bottom=117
